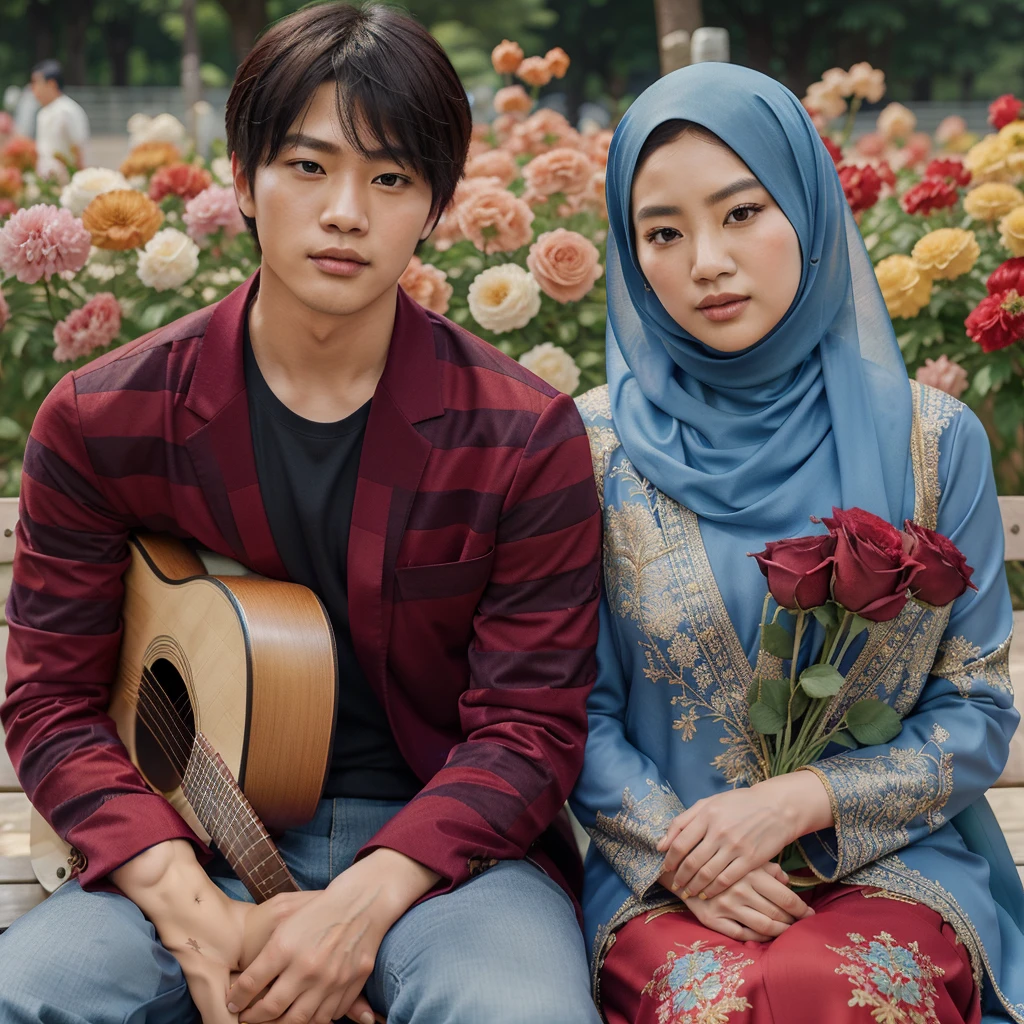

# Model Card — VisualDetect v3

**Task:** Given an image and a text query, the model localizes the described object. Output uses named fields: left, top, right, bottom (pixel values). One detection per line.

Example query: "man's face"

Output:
left=30, top=73, right=59, bottom=106
left=232, top=81, right=435, bottom=318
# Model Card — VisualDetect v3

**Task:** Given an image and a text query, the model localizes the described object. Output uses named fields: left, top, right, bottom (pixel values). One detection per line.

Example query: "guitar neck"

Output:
left=182, top=734, right=299, bottom=903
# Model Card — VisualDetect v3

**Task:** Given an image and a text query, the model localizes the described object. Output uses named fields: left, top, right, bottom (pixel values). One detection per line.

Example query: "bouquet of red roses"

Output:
left=747, top=507, right=976, bottom=780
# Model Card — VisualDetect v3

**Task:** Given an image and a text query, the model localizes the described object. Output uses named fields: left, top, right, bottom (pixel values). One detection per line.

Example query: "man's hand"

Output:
left=667, top=862, right=815, bottom=942
left=657, top=771, right=834, bottom=900
left=226, top=848, right=439, bottom=1024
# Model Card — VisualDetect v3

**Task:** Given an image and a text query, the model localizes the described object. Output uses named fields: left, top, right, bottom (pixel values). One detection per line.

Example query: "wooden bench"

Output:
left=3, top=497, right=1024, bottom=931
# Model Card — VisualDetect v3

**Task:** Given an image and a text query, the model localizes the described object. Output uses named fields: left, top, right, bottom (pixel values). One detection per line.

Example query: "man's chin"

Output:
left=288, top=276, right=386, bottom=318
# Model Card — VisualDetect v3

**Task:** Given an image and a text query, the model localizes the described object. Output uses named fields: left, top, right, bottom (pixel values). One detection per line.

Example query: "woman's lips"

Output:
left=699, top=297, right=750, bottom=322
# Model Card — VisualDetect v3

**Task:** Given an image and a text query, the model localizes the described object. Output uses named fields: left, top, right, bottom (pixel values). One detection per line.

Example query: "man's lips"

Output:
left=309, top=253, right=369, bottom=277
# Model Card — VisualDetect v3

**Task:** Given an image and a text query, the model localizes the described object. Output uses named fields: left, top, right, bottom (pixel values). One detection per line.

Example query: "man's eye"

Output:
left=296, top=161, right=322, bottom=174
left=376, top=173, right=408, bottom=187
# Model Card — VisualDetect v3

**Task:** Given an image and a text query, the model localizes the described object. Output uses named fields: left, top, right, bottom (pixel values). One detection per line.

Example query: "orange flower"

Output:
left=457, top=188, right=535, bottom=253
left=527, top=228, right=603, bottom=303
left=82, top=189, right=164, bottom=250
left=494, top=86, right=533, bottom=116
left=149, top=163, right=213, bottom=202
left=544, top=47, right=570, bottom=79
left=492, top=39, right=524, bottom=75
left=399, top=256, right=453, bottom=315
left=465, top=149, right=520, bottom=187
left=0, top=166, right=22, bottom=198
left=508, top=109, right=580, bottom=156
left=517, top=57, right=553, bottom=88
left=522, top=147, right=593, bottom=197
left=119, top=141, right=181, bottom=178
left=2, top=136, right=37, bottom=172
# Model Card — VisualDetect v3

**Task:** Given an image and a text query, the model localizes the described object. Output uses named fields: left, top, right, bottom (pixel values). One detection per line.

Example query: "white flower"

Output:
left=23, top=177, right=41, bottom=202
left=60, top=167, right=131, bottom=216
left=467, top=264, right=541, bottom=334
left=128, top=112, right=188, bottom=148
left=86, top=261, right=118, bottom=282
left=210, top=269, right=231, bottom=285
left=201, top=286, right=218, bottom=302
left=228, top=266, right=245, bottom=282
left=518, top=342, right=580, bottom=394
left=136, top=228, right=199, bottom=291
left=210, top=156, right=232, bottom=185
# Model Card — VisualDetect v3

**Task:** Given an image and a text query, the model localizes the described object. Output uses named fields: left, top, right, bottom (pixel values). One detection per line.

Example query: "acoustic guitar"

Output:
left=30, top=533, right=339, bottom=903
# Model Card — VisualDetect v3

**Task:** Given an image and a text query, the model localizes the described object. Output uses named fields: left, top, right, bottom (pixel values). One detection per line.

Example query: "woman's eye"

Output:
left=726, top=203, right=763, bottom=224
left=648, top=227, right=681, bottom=245
left=376, top=173, right=408, bottom=187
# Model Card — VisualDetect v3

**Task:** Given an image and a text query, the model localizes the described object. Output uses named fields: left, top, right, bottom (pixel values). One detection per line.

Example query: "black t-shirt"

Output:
left=243, top=323, right=421, bottom=801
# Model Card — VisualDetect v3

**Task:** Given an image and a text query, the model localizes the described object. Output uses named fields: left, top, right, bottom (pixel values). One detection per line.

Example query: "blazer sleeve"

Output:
left=2, top=374, right=207, bottom=889
left=799, top=406, right=1019, bottom=880
left=356, top=392, right=602, bottom=892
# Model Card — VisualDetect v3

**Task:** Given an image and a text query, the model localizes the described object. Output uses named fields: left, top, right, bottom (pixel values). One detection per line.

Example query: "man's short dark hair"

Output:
left=225, top=2, right=472, bottom=248
left=32, top=60, right=64, bottom=91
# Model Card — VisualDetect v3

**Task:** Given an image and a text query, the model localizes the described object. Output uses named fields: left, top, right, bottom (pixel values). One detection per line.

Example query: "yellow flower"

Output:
left=998, top=120, right=1024, bottom=149
left=911, top=228, right=980, bottom=281
left=82, top=189, right=164, bottom=250
left=874, top=255, right=933, bottom=319
left=999, top=206, right=1024, bottom=257
left=963, top=182, right=1024, bottom=222
left=964, top=134, right=1014, bottom=184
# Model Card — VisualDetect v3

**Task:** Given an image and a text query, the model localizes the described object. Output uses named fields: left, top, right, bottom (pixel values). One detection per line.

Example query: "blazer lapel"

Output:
left=183, top=273, right=289, bottom=580
left=348, top=289, right=444, bottom=698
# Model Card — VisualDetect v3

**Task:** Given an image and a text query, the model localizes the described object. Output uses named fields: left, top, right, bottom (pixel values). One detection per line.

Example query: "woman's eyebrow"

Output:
left=704, top=176, right=761, bottom=206
left=636, top=203, right=682, bottom=221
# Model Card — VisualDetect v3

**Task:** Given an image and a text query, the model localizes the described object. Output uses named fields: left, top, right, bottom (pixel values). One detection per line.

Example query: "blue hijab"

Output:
left=605, top=63, right=911, bottom=533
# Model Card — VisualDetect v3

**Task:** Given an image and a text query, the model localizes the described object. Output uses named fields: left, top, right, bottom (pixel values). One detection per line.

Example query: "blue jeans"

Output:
left=0, top=798, right=599, bottom=1023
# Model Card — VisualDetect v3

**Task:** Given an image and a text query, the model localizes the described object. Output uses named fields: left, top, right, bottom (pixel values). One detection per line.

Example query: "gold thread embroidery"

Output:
left=862, top=889, right=920, bottom=905
left=643, top=941, right=755, bottom=1023
left=909, top=381, right=963, bottom=531
left=933, top=632, right=1014, bottom=699
left=577, top=385, right=619, bottom=506
left=588, top=781, right=684, bottom=897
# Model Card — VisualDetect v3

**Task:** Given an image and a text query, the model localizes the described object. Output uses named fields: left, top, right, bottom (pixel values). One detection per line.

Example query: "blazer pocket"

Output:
left=394, top=547, right=496, bottom=602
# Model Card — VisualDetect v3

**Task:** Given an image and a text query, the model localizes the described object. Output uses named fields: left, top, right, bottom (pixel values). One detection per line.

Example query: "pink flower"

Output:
left=915, top=355, right=968, bottom=399
left=464, top=149, right=520, bottom=187
left=854, top=132, right=887, bottom=158
left=526, top=228, right=603, bottom=302
left=52, top=293, right=121, bottom=362
left=0, top=112, right=12, bottom=138
left=456, top=188, right=535, bottom=253
left=148, top=162, right=212, bottom=203
left=0, top=204, right=91, bottom=283
left=183, top=185, right=245, bottom=242
left=399, top=256, right=453, bottom=315
left=494, top=86, right=533, bottom=115
left=936, top=116, right=967, bottom=146
left=522, top=147, right=593, bottom=197
left=0, top=285, right=9, bottom=332
left=0, top=198, right=16, bottom=221
left=507, top=109, right=580, bottom=157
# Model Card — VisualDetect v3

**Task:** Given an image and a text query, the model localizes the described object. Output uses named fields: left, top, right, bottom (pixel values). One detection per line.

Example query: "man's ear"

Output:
left=231, top=152, right=256, bottom=219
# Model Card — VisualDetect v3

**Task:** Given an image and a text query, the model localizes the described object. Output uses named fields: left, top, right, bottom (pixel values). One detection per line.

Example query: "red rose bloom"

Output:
left=900, top=178, right=959, bottom=215
left=149, top=163, right=213, bottom=203
left=750, top=533, right=836, bottom=611
left=987, top=257, right=1024, bottom=296
left=837, top=164, right=882, bottom=215
left=875, top=160, right=896, bottom=189
left=815, top=507, right=922, bottom=622
left=989, top=94, right=1023, bottom=131
left=820, top=135, right=842, bottom=166
left=966, top=290, right=1024, bottom=353
left=924, top=158, right=971, bottom=188
left=902, top=521, right=976, bottom=607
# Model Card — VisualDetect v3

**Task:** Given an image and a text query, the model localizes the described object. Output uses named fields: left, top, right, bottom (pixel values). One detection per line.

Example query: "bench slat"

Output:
left=0, top=882, right=46, bottom=932
left=0, top=856, right=35, bottom=884
left=0, top=740, right=18, bottom=793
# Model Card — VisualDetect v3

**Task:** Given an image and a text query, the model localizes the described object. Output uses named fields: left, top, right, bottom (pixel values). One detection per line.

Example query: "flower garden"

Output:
left=2, top=47, right=1024, bottom=509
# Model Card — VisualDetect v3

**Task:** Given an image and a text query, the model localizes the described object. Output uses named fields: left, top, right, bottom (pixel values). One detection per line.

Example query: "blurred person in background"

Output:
left=30, top=59, right=89, bottom=177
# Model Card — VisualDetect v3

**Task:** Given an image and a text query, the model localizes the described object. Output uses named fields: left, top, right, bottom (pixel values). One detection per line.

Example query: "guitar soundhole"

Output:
left=136, top=657, right=196, bottom=794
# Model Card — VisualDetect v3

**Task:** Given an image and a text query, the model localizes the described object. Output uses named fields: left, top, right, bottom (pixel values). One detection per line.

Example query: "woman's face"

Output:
left=631, top=132, right=803, bottom=353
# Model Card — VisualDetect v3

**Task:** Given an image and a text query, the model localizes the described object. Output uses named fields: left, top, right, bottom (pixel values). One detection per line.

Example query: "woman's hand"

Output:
left=672, top=862, right=815, bottom=943
left=657, top=772, right=834, bottom=900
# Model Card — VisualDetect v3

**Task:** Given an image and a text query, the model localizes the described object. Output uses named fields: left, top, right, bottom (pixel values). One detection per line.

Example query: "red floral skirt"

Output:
left=600, top=884, right=980, bottom=1024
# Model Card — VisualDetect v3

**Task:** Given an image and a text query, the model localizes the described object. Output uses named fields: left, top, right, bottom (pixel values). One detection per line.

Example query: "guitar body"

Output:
left=32, top=533, right=338, bottom=898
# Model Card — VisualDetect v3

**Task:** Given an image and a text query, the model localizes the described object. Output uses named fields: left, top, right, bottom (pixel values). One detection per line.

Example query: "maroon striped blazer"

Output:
left=2, top=274, right=601, bottom=901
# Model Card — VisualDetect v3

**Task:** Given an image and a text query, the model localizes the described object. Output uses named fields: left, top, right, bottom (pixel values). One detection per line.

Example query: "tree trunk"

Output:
left=653, top=0, right=703, bottom=75
left=912, top=74, right=933, bottom=101
left=182, top=0, right=203, bottom=142
left=63, top=0, right=96, bottom=85
left=216, top=0, right=269, bottom=67
left=104, top=17, right=134, bottom=87
left=27, top=0, right=55, bottom=65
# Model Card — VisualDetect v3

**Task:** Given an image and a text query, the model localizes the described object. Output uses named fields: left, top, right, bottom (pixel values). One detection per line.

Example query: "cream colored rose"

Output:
left=60, top=167, right=131, bottom=217
left=964, top=134, right=1014, bottom=184
left=911, top=228, right=980, bottom=281
left=457, top=188, right=535, bottom=254
left=804, top=81, right=846, bottom=122
left=935, top=116, right=968, bottom=146
left=963, top=182, right=1024, bottom=222
left=877, top=103, right=915, bottom=140
left=845, top=62, right=885, bottom=103
left=465, top=149, right=519, bottom=187
left=399, top=256, right=453, bottom=315
left=128, top=112, right=188, bottom=148
left=210, top=156, right=232, bottom=185
left=136, top=227, right=199, bottom=291
left=526, top=229, right=603, bottom=303
left=999, top=206, right=1024, bottom=257
left=518, top=342, right=580, bottom=394
left=467, top=264, right=541, bottom=333
left=522, top=147, right=593, bottom=197
left=819, top=67, right=851, bottom=96
left=874, top=255, right=933, bottom=319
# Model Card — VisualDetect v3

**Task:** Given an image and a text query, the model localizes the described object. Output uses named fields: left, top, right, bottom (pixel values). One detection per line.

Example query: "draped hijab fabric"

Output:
left=604, top=62, right=912, bottom=534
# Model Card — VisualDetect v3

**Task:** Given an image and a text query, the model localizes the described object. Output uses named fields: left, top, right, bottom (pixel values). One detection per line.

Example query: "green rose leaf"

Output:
left=811, top=603, right=839, bottom=629
left=750, top=700, right=786, bottom=735
left=747, top=676, right=760, bottom=709
left=761, top=622, right=796, bottom=659
left=0, top=417, right=24, bottom=441
left=848, top=614, right=871, bottom=639
left=799, top=663, right=845, bottom=698
left=845, top=699, right=903, bottom=746
left=790, top=686, right=811, bottom=721
left=22, top=368, right=45, bottom=401
left=759, top=677, right=791, bottom=718
left=829, top=729, right=858, bottom=749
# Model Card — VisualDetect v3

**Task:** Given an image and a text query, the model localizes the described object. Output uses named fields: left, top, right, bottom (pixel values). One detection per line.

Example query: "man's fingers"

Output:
left=227, top=947, right=288, bottom=1016
left=341, top=992, right=379, bottom=1024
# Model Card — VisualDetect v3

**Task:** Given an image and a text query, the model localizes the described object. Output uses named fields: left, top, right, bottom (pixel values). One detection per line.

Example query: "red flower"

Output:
left=924, top=158, right=971, bottom=188
left=750, top=534, right=836, bottom=611
left=987, top=257, right=1024, bottom=296
left=989, top=94, right=1023, bottom=131
left=0, top=198, right=15, bottom=221
left=900, top=178, right=959, bottom=215
left=875, top=160, right=896, bottom=189
left=837, top=163, right=882, bottom=214
left=148, top=163, right=213, bottom=203
left=965, top=290, right=1024, bottom=353
left=902, top=522, right=976, bottom=607
left=820, top=135, right=842, bottom=166
left=814, top=507, right=922, bottom=622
